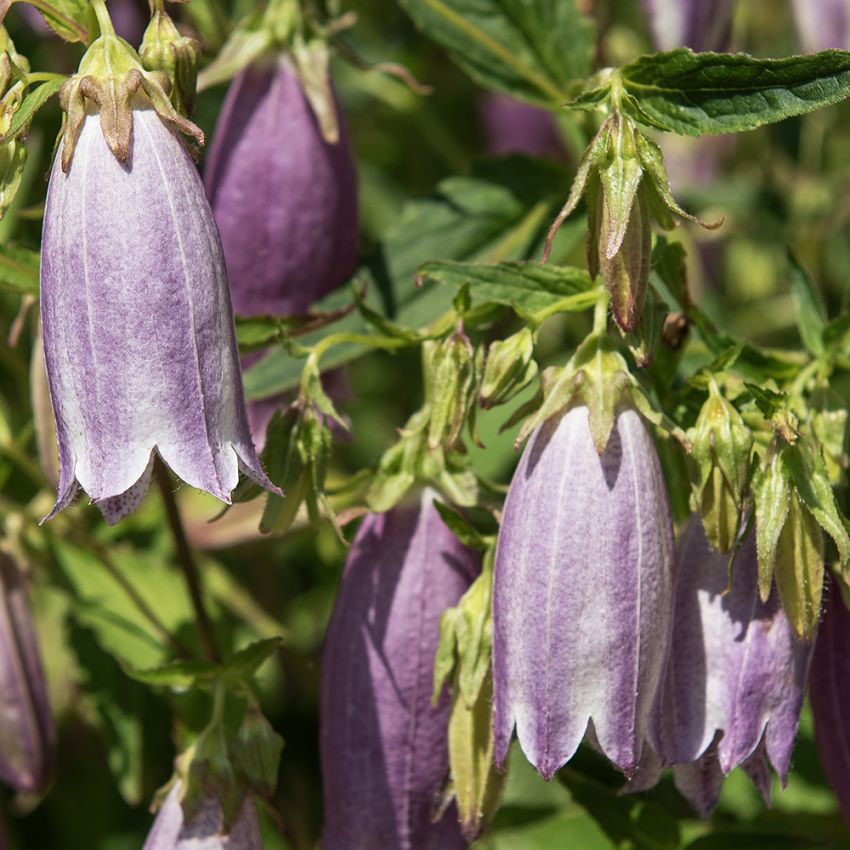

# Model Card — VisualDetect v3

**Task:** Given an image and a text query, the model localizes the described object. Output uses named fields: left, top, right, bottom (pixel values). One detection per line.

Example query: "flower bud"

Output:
left=40, top=105, right=278, bottom=523
left=809, top=581, right=850, bottom=827
left=647, top=517, right=813, bottom=816
left=140, top=10, right=201, bottom=117
left=0, top=553, right=54, bottom=794
left=424, top=331, right=479, bottom=450
left=689, top=381, right=753, bottom=553
left=205, top=55, right=358, bottom=319
left=641, top=0, right=735, bottom=51
left=320, top=492, right=479, bottom=849
left=479, top=328, right=537, bottom=409
left=142, top=781, right=262, bottom=850
left=494, top=405, right=674, bottom=779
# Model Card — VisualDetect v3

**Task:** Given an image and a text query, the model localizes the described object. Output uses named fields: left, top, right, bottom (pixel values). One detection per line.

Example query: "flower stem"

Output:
left=91, top=0, right=116, bottom=37
left=155, top=461, right=220, bottom=663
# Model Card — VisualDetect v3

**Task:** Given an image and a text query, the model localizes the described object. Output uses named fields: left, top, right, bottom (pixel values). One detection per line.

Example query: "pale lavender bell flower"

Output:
left=808, top=581, right=850, bottom=826
left=645, top=516, right=813, bottom=816
left=40, top=107, right=279, bottom=524
left=320, top=491, right=478, bottom=850
left=143, top=782, right=263, bottom=849
left=793, top=0, right=850, bottom=52
left=641, top=0, right=735, bottom=52
left=479, top=92, right=565, bottom=161
left=205, top=56, right=359, bottom=448
left=493, top=405, right=675, bottom=780
left=0, top=553, right=54, bottom=795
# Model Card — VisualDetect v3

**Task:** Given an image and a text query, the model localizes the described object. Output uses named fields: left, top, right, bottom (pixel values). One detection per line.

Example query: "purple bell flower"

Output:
left=0, top=554, right=54, bottom=795
left=793, top=0, right=850, bottom=51
left=320, top=491, right=478, bottom=850
left=40, top=106, right=278, bottom=524
left=641, top=0, right=735, bottom=52
left=142, top=782, right=263, bottom=849
left=646, top=516, right=813, bottom=816
left=205, top=56, right=358, bottom=317
left=809, top=581, right=850, bottom=826
left=478, top=93, right=565, bottom=161
left=493, top=405, right=675, bottom=780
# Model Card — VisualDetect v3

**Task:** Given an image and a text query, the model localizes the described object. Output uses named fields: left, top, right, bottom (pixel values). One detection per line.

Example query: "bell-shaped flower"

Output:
left=646, top=516, right=813, bottom=816
left=809, top=580, right=850, bottom=826
left=641, top=0, right=735, bottom=51
left=40, top=103, right=278, bottom=524
left=142, top=782, right=262, bottom=849
left=320, top=491, right=478, bottom=850
left=493, top=404, right=675, bottom=780
left=478, top=93, right=565, bottom=160
left=0, top=553, right=54, bottom=794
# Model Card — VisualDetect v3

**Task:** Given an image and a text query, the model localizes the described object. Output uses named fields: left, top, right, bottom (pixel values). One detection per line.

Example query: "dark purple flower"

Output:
left=809, top=580, right=850, bottom=826
left=648, top=517, right=813, bottom=816
left=143, top=782, right=262, bottom=849
left=40, top=107, right=278, bottom=524
left=493, top=405, right=675, bottom=780
left=0, top=553, right=54, bottom=794
left=479, top=93, right=565, bottom=160
left=641, top=0, right=735, bottom=52
left=320, top=491, right=478, bottom=850
left=793, top=0, right=850, bottom=51
left=205, top=56, right=358, bottom=318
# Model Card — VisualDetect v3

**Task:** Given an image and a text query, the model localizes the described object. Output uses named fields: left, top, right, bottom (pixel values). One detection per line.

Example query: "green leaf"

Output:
left=397, top=0, right=595, bottom=107
left=620, top=48, right=850, bottom=136
left=417, top=260, right=596, bottom=319
left=222, top=637, right=282, bottom=681
left=127, top=658, right=217, bottom=689
left=24, top=0, right=92, bottom=42
left=0, top=242, right=39, bottom=295
left=743, top=383, right=788, bottom=419
left=788, top=254, right=827, bottom=355
left=0, top=77, right=65, bottom=144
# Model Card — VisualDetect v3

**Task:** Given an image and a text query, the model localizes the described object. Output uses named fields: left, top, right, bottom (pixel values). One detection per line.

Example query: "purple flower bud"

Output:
left=809, top=581, right=850, bottom=826
left=478, top=93, right=565, bottom=161
left=493, top=405, right=675, bottom=780
left=649, top=517, right=813, bottom=816
left=320, top=492, right=478, bottom=850
left=143, top=783, right=262, bottom=849
left=205, top=56, right=359, bottom=318
left=40, top=107, right=278, bottom=524
left=641, top=0, right=735, bottom=52
left=793, top=0, right=850, bottom=51
left=0, top=554, right=54, bottom=794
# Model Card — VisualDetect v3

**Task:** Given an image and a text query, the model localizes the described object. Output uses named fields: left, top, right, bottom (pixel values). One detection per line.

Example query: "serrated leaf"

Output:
left=0, top=77, right=64, bottom=144
left=744, top=383, right=788, bottom=419
left=397, top=0, right=595, bottom=106
left=0, top=242, right=38, bottom=295
left=620, top=48, right=850, bottom=136
left=27, top=0, right=91, bottom=42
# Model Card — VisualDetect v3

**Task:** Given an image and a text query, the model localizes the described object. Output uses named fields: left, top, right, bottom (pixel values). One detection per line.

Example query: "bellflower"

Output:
left=641, top=0, right=735, bottom=52
left=793, top=0, right=850, bottom=51
left=809, top=581, right=850, bottom=826
left=143, top=782, right=262, bottom=850
left=320, top=491, right=478, bottom=850
left=40, top=102, right=278, bottom=524
left=479, top=93, right=565, bottom=160
left=493, top=405, right=674, bottom=780
left=0, top=554, right=54, bottom=794
left=646, top=517, right=813, bottom=816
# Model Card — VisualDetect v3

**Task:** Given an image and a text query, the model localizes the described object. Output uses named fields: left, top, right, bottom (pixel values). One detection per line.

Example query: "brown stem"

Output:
left=155, top=460, right=220, bottom=663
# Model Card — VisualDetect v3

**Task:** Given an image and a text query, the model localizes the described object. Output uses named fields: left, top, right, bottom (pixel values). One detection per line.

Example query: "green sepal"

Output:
left=479, top=327, right=538, bottom=409
left=140, top=9, right=201, bottom=117
left=231, top=705, right=284, bottom=799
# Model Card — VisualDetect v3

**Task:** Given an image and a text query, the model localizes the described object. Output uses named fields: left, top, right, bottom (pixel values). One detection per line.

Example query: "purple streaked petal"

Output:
left=809, top=580, right=850, bottom=826
left=493, top=405, right=674, bottom=779
left=320, top=491, right=477, bottom=850
left=40, top=107, right=278, bottom=524
left=651, top=517, right=812, bottom=784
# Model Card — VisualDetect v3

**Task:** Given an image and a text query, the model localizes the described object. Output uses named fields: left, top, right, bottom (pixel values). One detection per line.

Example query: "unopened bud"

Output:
left=424, top=331, right=479, bottom=450
left=140, top=11, right=200, bottom=117
left=479, top=328, right=537, bottom=409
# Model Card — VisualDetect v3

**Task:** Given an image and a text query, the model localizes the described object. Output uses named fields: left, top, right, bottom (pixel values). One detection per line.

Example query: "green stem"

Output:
left=592, top=287, right=610, bottom=335
left=90, top=0, right=115, bottom=37
left=155, top=461, right=221, bottom=663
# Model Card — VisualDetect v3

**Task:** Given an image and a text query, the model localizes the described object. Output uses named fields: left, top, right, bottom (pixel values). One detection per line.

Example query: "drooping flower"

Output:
left=793, top=0, right=850, bottom=51
left=40, top=95, right=278, bottom=523
left=0, top=553, right=54, bottom=795
left=808, top=580, right=850, bottom=826
left=493, top=404, right=675, bottom=780
left=641, top=0, right=735, bottom=52
left=320, top=491, right=478, bottom=850
left=478, top=93, right=565, bottom=160
left=142, top=782, right=263, bottom=850
left=646, top=516, right=813, bottom=816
